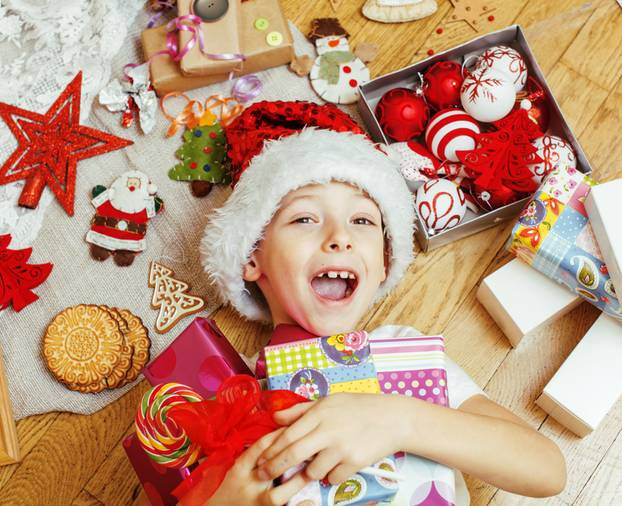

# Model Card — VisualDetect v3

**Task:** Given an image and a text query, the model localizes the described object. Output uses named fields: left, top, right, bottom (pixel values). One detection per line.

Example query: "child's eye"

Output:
left=293, top=216, right=315, bottom=224
left=352, top=217, right=375, bottom=226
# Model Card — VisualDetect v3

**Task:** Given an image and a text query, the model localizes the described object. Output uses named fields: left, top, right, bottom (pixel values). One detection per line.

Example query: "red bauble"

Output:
left=375, top=88, right=430, bottom=142
left=513, top=76, right=550, bottom=133
left=422, top=61, right=463, bottom=110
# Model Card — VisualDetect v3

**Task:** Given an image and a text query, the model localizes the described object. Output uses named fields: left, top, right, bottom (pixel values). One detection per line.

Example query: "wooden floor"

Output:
left=2, top=0, right=622, bottom=504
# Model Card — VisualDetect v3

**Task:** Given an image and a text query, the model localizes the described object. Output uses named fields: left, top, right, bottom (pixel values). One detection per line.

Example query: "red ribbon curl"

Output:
left=168, top=374, right=308, bottom=505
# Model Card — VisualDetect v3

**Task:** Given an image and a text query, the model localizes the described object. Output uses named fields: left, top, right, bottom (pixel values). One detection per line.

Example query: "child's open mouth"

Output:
left=310, top=269, right=358, bottom=301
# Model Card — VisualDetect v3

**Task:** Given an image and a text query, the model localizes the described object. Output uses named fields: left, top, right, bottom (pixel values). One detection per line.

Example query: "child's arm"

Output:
left=256, top=393, right=566, bottom=499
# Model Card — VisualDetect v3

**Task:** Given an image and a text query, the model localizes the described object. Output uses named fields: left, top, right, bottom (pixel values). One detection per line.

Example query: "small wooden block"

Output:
left=0, top=349, right=20, bottom=466
left=477, top=259, right=582, bottom=347
left=536, top=313, right=622, bottom=437
left=585, top=179, right=622, bottom=297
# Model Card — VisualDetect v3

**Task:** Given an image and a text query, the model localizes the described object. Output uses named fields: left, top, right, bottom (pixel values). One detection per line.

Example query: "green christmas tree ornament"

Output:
left=168, top=122, right=229, bottom=197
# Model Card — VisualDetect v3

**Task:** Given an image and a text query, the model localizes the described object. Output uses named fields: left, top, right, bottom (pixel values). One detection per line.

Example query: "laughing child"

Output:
left=200, top=101, right=566, bottom=505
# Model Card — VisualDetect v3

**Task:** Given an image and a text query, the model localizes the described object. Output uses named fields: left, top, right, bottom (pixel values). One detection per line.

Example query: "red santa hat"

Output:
left=201, top=101, right=415, bottom=322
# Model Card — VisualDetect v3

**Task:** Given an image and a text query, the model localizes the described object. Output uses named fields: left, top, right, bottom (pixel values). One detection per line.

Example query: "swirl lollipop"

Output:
left=135, top=382, right=203, bottom=468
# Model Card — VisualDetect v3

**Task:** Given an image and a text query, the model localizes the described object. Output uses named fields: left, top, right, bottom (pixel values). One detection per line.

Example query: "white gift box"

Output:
left=536, top=313, right=622, bottom=437
left=584, top=179, right=622, bottom=300
left=476, top=259, right=582, bottom=347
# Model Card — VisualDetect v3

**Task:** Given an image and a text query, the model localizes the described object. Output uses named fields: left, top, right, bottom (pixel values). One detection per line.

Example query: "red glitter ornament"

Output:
left=375, top=88, right=430, bottom=142
left=0, top=72, right=133, bottom=216
left=0, top=234, right=53, bottom=312
left=423, top=61, right=464, bottom=110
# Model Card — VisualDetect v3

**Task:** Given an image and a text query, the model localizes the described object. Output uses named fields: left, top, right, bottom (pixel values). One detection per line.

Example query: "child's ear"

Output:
left=242, top=252, right=262, bottom=282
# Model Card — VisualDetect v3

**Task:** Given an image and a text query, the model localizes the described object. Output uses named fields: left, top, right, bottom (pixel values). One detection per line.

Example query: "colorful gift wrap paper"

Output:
left=370, top=335, right=455, bottom=506
left=143, top=317, right=253, bottom=399
left=508, top=166, right=621, bottom=320
left=266, top=331, right=397, bottom=505
left=123, top=432, right=190, bottom=506
left=265, top=331, right=381, bottom=398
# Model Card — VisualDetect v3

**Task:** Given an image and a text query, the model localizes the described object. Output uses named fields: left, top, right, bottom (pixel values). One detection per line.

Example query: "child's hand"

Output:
left=207, top=428, right=313, bottom=506
left=256, top=394, right=405, bottom=485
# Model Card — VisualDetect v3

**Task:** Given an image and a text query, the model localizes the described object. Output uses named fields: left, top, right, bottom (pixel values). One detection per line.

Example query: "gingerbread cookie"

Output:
left=117, top=308, right=151, bottom=385
left=43, top=305, right=124, bottom=389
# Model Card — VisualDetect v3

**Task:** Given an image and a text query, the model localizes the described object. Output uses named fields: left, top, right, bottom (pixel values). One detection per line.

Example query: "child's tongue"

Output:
left=311, top=276, right=348, bottom=300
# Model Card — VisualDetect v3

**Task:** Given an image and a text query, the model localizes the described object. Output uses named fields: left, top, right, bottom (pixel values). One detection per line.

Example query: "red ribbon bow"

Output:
left=168, top=375, right=308, bottom=505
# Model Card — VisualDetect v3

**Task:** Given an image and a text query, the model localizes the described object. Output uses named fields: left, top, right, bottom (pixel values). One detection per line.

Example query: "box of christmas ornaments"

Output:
left=358, top=25, right=593, bottom=251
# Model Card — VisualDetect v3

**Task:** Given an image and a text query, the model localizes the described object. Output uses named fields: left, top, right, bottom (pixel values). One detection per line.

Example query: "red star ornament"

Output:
left=0, top=72, right=133, bottom=216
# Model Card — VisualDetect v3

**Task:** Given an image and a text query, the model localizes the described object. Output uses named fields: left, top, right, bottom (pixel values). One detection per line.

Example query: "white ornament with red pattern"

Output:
left=475, top=45, right=528, bottom=91
left=527, top=135, right=577, bottom=184
left=416, top=179, right=467, bottom=234
left=388, top=141, right=439, bottom=191
left=460, top=68, right=516, bottom=123
left=310, top=36, right=370, bottom=105
left=424, top=109, right=480, bottom=162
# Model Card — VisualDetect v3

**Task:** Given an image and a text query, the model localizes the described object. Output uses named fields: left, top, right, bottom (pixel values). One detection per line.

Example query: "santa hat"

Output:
left=201, top=101, right=415, bottom=322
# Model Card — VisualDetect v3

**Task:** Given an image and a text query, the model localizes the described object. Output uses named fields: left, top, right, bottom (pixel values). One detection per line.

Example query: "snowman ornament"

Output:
left=310, top=36, right=370, bottom=104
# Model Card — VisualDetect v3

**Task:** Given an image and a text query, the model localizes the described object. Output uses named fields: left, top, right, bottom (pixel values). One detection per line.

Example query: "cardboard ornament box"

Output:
left=142, top=0, right=294, bottom=95
left=357, top=25, right=593, bottom=251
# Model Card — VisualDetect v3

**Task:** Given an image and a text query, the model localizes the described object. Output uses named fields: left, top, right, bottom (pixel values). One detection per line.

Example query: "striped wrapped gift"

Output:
left=369, top=335, right=455, bottom=506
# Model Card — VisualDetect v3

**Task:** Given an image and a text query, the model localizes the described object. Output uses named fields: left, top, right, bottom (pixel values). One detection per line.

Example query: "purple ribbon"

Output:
left=147, top=0, right=176, bottom=28
left=231, top=74, right=262, bottom=103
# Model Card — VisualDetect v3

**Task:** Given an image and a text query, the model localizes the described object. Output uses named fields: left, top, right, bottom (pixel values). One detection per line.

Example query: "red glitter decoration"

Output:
left=427, top=49, right=435, bottom=56
left=343, top=66, right=352, bottom=73
left=488, top=15, right=495, bottom=21
left=456, top=108, right=544, bottom=208
left=375, top=88, right=430, bottom=142
left=0, top=72, right=133, bottom=216
left=436, top=27, right=443, bottom=34
left=225, top=101, right=368, bottom=185
left=423, top=61, right=464, bottom=110
left=0, top=234, right=53, bottom=312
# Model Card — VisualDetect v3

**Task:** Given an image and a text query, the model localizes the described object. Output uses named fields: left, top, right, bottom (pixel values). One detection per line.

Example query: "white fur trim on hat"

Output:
left=201, top=128, right=415, bottom=322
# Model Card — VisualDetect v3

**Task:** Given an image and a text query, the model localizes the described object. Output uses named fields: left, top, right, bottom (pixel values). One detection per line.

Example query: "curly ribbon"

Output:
left=164, top=375, right=308, bottom=505
left=160, top=92, right=205, bottom=137
left=203, top=95, right=244, bottom=127
left=231, top=74, right=262, bottom=103
left=147, top=0, right=177, bottom=28
left=135, top=383, right=204, bottom=468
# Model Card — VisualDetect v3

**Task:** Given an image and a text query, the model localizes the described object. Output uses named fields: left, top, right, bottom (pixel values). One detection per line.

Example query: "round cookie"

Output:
left=100, top=306, right=134, bottom=389
left=43, top=304, right=123, bottom=389
left=118, top=309, right=151, bottom=386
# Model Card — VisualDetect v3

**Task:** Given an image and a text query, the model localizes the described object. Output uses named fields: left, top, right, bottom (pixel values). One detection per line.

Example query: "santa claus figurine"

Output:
left=85, top=170, right=164, bottom=266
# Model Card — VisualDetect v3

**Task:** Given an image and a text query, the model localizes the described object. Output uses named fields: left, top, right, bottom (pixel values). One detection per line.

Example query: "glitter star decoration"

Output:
left=0, top=72, right=133, bottom=216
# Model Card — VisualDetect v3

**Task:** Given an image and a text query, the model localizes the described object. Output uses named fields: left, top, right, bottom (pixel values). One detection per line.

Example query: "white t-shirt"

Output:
left=370, top=324, right=486, bottom=506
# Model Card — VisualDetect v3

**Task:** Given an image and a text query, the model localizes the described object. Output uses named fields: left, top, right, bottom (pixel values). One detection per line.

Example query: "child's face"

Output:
left=243, top=182, right=387, bottom=336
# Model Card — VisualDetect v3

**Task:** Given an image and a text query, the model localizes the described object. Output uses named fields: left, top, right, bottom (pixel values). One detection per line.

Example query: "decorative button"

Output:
left=266, top=31, right=283, bottom=46
left=117, top=220, right=128, bottom=231
left=254, top=17, right=269, bottom=31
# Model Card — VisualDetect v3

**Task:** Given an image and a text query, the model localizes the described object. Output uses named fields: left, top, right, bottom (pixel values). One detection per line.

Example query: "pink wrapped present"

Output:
left=123, top=432, right=190, bottom=506
left=370, top=335, right=455, bottom=506
left=143, top=317, right=252, bottom=398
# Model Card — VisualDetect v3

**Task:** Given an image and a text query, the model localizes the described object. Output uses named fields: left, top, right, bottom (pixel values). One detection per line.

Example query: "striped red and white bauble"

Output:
left=424, top=109, right=480, bottom=162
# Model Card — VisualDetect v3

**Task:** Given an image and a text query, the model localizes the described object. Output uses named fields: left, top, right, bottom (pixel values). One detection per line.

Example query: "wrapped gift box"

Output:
left=142, top=0, right=293, bottom=95
left=265, top=331, right=381, bottom=396
left=508, top=165, right=622, bottom=321
left=370, top=335, right=455, bottom=506
left=536, top=313, right=622, bottom=437
left=266, top=332, right=399, bottom=505
left=143, top=317, right=252, bottom=398
left=357, top=25, right=592, bottom=251
left=585, top=179, right=622, bottom=298
left=123, top=432, right=189, bottom=506
left=176, top=0, right=242, bottom=76
left=477, top=259, right=582, bottom=347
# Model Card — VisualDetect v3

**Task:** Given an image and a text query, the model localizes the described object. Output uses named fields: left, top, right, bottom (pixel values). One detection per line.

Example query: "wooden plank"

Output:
left=0, top=382, right=149, bottom=504
left=71, top=490, right=104, bottom=506
left=574, top=428, right=622, bottom=505
left=83, top=425, right=139, bottom=505
left=0, top=350, right=19, bottom=467
left=0, top=413, right=59, bottom=489
left=560, top=2, right=622, bottom=92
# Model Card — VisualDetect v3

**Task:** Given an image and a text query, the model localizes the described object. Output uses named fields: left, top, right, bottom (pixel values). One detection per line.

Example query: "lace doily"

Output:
left=0, top=0, right=144, bottom=248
